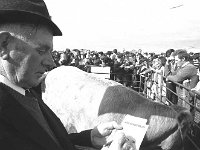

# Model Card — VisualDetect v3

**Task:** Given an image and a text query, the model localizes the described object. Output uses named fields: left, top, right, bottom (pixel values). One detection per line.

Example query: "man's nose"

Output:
left=43, top=53, right=56, bottom=71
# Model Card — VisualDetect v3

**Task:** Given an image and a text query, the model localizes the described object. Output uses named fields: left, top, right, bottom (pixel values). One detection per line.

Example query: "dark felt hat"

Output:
left=0, top=0, right=62, bottom=36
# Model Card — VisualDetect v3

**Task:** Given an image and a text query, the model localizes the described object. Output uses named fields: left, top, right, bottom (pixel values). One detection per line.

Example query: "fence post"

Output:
left=159, top=71, right=163, bottom=102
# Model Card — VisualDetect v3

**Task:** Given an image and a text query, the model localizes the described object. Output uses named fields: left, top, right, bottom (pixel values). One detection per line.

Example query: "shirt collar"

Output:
left=181, top=61, right=190, bottom=68
left=0, top=74, right=25, bottom=96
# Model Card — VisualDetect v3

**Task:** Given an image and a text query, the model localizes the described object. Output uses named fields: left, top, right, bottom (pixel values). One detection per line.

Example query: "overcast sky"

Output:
left=45, top=0, right=200, bottom=53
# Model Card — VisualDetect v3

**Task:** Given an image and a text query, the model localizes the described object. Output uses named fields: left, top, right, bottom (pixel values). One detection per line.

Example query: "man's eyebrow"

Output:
left=10, top=33, right=53, bottom=51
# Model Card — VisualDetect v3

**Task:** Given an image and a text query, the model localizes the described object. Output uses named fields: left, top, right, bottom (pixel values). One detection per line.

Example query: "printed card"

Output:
left=121, top=115, right=149, bottom=150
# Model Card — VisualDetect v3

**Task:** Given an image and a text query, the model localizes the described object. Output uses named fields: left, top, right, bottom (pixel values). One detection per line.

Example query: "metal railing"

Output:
left=127, top=72, right=200, bottom=150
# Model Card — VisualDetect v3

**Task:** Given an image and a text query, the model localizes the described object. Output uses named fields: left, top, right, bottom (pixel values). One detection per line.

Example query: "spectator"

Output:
left=135, top=57, right=149, bottom=92
left=93, top=53, right=102, bottom=66
left=164, top=49, right=175, bottom=76
left=166, top=50, right=198, bottom=104
left=100, top=54, right=112, bottom=67
left=65, top=48, right=73, bottom=66
left=52, top=50, right=60, bottom=67
left=123, top=53, right=134, bottom=87
left=167, top=50, right=197, bottom=83
left=110, top=49, right=118, bottom=80
left=110, top=49, right=118, bottom=60
left=59, top=51, right=67, bottom=65
left=192, top=53, right=200, bottom=71
left=72, top=49, right=81, bottom=67
left=153, top=56, right=167, bottom=102
left=113, top=53, right=124, bottom=84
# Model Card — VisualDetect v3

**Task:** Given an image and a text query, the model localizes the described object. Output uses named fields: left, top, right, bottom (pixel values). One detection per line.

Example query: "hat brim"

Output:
left=0, top=10, right=62, bottom=36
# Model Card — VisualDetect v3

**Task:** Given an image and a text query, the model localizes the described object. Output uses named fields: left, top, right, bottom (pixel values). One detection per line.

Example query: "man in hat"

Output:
left=0, top=0, right=134, bottom=150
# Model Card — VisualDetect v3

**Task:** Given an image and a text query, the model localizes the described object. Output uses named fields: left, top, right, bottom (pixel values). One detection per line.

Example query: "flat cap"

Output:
left=0, top=0, right=62, bottom=36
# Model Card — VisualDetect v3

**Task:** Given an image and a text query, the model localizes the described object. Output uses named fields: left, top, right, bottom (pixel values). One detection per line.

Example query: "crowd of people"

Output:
left=51, top=48, right=200, bottom=105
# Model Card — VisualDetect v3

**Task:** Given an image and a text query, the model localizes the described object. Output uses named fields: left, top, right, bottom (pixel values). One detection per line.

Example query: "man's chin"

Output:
left=30, top=73, right=48, bottom=88
left=37, top=72, right=48, bottom=82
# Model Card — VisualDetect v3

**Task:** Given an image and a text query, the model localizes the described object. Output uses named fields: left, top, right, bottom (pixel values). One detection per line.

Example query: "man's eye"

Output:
left=37, top=49, right=46, bottom=54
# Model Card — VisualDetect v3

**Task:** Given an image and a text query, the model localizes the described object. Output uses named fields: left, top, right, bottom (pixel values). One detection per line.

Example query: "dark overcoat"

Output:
left=0, top=83, right=92, bottom=150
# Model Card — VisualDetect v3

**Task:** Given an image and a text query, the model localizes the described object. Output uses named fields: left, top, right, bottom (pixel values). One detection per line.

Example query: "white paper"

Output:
left=121, top=115, right=149, bottom=150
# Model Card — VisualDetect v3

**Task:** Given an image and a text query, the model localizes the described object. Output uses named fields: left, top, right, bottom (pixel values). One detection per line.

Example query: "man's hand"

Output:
left=91, top=121, right=122, bottom=148
left=91, top=121, right=136, bottom=150
left=102, top=132, right=136, bottom=150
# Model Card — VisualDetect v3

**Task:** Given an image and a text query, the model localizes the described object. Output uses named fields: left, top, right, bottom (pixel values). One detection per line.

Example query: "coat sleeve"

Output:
left=167, top=65, right=197, bottom=83
left=69, top=129, right=93, bottom=147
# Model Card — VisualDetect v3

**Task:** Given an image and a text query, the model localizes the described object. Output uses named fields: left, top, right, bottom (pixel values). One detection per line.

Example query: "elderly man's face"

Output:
left=7, top=25, right=55, bottom=89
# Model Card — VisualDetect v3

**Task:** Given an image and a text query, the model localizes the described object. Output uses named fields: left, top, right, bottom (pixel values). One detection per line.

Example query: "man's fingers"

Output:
left=111, top=121, right=123, bottom=130
left=101, top=121, right=123, bottom=130
left=108, top=132, right=136, bottom=150
left=97, top=121, right=123, bottom=137
left=122, top=139, right=136, bottom=150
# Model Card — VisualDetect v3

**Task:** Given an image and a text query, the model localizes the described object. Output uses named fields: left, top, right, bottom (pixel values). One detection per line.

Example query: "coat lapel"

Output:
left=0, top=84, right=63, bottom=150
left=31, top=89, right=76, bottom=150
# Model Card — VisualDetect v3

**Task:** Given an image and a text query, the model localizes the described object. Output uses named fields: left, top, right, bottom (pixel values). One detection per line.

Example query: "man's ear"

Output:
left=0, top=32, right=12, bottom=60
left=182, top=57, right=185, bottom=62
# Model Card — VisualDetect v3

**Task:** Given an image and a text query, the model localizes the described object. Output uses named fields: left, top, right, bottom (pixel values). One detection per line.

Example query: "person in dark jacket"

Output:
left=0, top=0, right=134, bottom=150
left=166, top=50, right=198, bottom=104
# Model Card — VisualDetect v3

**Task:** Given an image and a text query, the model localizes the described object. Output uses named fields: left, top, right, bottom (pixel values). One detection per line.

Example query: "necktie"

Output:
left=25, top=90, right=34, bottom=98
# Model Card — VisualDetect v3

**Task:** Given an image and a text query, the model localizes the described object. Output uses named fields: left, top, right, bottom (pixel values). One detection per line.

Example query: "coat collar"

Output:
left=0, top=83, right=64, bottom=150
left=181, top=61, right=190, bottom=68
